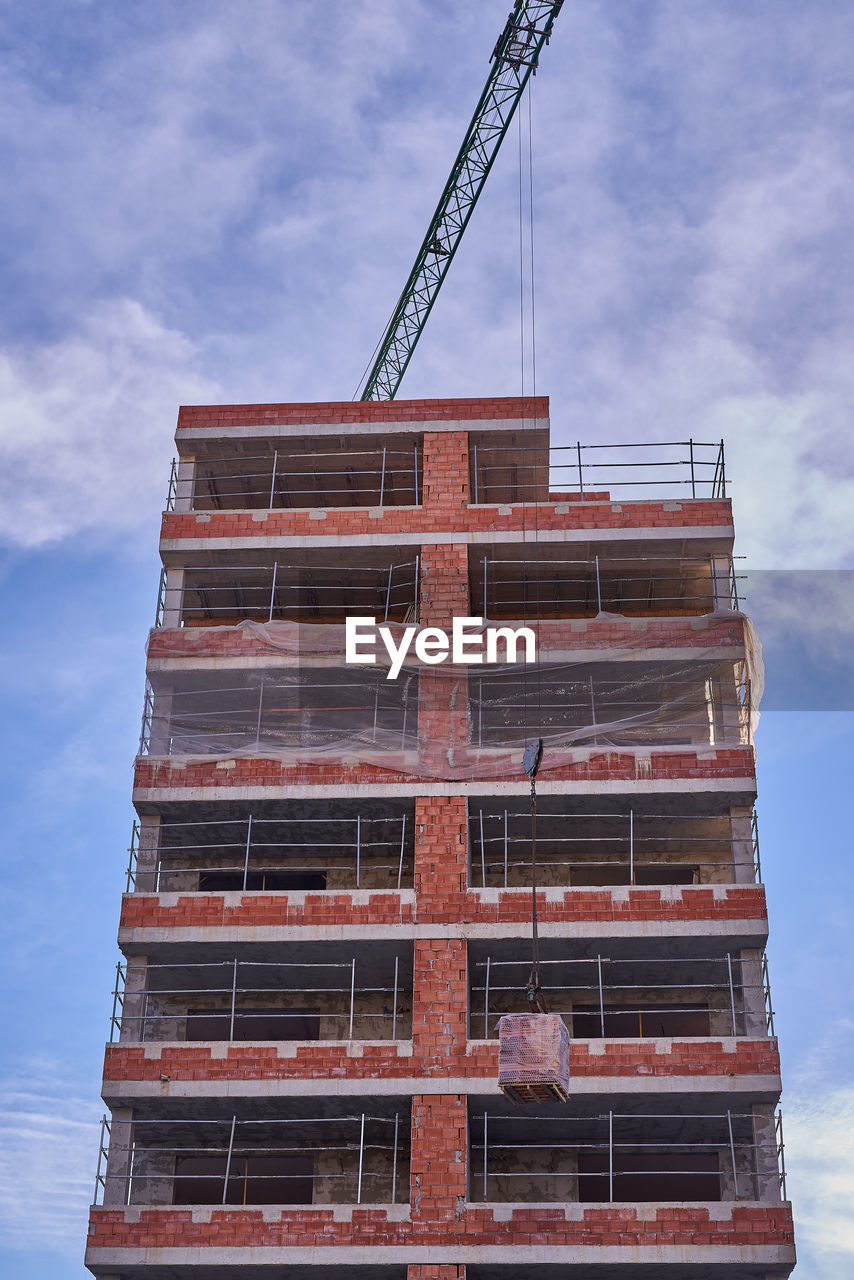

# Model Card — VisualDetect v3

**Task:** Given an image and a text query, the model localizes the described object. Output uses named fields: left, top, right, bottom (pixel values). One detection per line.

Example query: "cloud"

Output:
left=0, top=298, right=216, bottom=547
left=784, top=1020, right=854, bottom=1278
left=0, top=1058, right=102, bottom=1258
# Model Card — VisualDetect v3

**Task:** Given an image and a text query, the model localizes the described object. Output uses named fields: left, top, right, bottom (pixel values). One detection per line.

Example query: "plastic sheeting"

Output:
left=141, top=611, right=762, bottom=781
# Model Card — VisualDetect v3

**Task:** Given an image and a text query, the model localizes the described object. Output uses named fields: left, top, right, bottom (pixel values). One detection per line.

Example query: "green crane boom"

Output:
left=358, top=0, right=564, bottom=402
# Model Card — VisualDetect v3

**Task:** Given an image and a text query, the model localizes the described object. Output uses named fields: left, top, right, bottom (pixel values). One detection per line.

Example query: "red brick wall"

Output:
left=176, top=396, right=549, bottom=430
left=411, top=1095, right=468, bottom=1220
left=118, top=884, right=766, bottom=933
left=132, top=748, right=757, bottom=793
left=102, top=1038, right=781, bottom=1085
left=87, top=1202, right=795, bottom=1252
left=160, top=497, right=733, bottom=543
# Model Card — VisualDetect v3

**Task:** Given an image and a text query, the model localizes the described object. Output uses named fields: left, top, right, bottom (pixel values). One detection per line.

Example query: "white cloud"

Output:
left=785, top=1020, right=854, bottom=1278
left=0, top=1059, right=102, bottom=1257
left=0, top=298, right=216, bottom=546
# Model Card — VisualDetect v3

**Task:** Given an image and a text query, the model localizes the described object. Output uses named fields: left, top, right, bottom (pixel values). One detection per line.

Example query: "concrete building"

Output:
left=86, top=394, right=795, bottom=1280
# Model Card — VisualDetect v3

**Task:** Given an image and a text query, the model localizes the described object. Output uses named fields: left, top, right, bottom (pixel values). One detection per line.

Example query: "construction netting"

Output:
left=141, top=613, right=763, bottom=781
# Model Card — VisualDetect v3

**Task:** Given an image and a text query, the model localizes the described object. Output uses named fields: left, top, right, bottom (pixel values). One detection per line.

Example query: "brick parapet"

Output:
left=176, top=396, right=549, bottom=431
left=159, top=497, right=733, bottom=544
left=86, top=1201, right=795, bottom=1252
left=117, top=883, right=767, bottom=932
left=102, top=1038, right=781, bottom=1084
left=132, top=747, right=756, bottom=794
left=146, top=613, right=747, bottom=661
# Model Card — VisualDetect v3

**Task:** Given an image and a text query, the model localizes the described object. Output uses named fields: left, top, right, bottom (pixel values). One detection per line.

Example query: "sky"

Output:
left=0, top=1, right=852, bottom=1276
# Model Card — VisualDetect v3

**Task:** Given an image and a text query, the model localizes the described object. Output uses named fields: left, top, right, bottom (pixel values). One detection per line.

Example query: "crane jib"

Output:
left=359, top=1, right=564, bottom=402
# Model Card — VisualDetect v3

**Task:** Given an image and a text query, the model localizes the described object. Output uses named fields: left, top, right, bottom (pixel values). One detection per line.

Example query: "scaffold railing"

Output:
left=471, top=439, right=728, bottom=504
left=92, top=1113, right=407, bottom=1207
left=470, top=953, right=774, bottom=1041
left=126, top=813, right=413, bottom=894
left=471, top=1108, right=786, bottom=1203
left=467, top=805, right=760, bottom=889
left=110, top=955, right=410, bottom=1044
left=167, top=444, right=423, bottom=512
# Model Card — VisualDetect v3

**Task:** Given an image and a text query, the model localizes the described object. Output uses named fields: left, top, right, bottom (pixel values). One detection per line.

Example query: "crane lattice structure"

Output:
left=358, top=0, right=564, bottom=402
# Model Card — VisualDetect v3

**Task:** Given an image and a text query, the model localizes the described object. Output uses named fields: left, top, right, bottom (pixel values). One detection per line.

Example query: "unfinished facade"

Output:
left=86, top=395, right=795, bottom=1280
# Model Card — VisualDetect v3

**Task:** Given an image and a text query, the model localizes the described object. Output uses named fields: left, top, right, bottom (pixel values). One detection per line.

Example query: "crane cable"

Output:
left=518, top=83, right=546, bottom=1014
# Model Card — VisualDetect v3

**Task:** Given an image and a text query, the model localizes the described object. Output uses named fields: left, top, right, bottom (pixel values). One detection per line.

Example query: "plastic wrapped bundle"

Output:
left=497, top=1013, right=570, bottom=1104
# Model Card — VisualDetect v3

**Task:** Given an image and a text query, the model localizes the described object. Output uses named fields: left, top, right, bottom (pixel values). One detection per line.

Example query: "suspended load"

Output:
left=497, top=1011, right=570, bottom=1104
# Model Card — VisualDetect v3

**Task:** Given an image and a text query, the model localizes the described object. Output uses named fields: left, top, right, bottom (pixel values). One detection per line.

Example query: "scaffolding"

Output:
left=471, top=1107, right=786, bottom=1203
left=471, top=952, right=775, bottom=1040
left=167, top=441, right=423, bottom=512
left=110, top=953, right=412, bottom=1043
left=94, top=1112, right=408, bottom=1207
left=127, top=809, right=414, bottom=893
left=467, top=801, right=761, bottom=888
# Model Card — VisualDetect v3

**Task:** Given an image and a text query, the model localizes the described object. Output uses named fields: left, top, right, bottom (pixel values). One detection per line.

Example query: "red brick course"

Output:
left=132, top=748, right=757, bottom=793
left=146, top=613, right=746, bottom=660
left=160, top=497, right=732, bottom=543
left=86, top=1201, right=795, bottom=1251
left=102, top=1038, right=780, bottom=1085
left=176, top=396, right=549, bottom=430
left=117, top=884, right=767, bottom=932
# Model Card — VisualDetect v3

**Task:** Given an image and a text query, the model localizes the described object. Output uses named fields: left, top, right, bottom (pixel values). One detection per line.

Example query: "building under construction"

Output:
left=85, top=393, right=796, bottom=1279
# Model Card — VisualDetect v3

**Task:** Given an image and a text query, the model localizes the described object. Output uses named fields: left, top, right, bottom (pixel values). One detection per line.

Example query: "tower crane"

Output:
left=358, top=0, right=564, bottom=401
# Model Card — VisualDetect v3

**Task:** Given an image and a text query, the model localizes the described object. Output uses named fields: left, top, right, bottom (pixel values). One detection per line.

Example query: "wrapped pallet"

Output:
left=497, top=1012, right=570, bottom=1104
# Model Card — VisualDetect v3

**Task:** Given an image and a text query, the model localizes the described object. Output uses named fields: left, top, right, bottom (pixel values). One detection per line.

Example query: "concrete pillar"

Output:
left=160, top=567, right=185, bottom=629
left=753, top=1106, right=783, bottom=1202
left=135, top=815, right=161, bottom=892
left=147, top=683, right=174, bottom=757
left=730, top=805, right=756, bottom=885
left=173, top=455, right=195, bottom=513
left=103, top=1108, right=133, bottom=1206
left=740, top=947, right=770, bottom=1038
left=711, top=554, right=734, bottom=612
left=118, top=957, right=149, bottom=1044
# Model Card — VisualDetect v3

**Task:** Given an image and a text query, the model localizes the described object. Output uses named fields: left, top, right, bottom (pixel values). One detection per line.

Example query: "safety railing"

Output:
left=93, top=1113, right=407, bottom=1207
left=126, top=813, right=413, bottom=893
left=471, top=439, right=727, bottom=505
left=471, top=1108, right=785, bottom=1203
left=472, top=552, right=743, bottom=620
left=470, top=954, right=773, bottom=1040
left=166, top=444, right=422, bottom=513
left=467, top=806, right=758, bottom=889
left=156, top=556, right=420, bottom=628
left=110, top=955, right=410, bottom=1044
left=470, top=663, right=752, bottom=750
left=138, top=671, right=417, bottom=757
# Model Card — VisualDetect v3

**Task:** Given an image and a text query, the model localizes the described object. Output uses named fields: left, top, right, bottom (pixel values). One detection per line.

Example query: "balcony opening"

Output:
left=468, top=436, right=727, bottom=506
left=128, top=799, right=416, bottom=895
left=172, top=434, right=423, bottom=512
left=577, top=1151, right=721, bottom=1202
left=467, top=796, right=751, bottom=890
left=174, top=1154, right=314, bottom=1205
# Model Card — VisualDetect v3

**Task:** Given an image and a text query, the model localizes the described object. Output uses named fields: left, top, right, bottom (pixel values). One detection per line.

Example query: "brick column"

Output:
left=422, top=431, right=469, bottom=513
left=411, top=939, right=468, bottom=1066
left=410, top=1094, right=468, bottom=1221
left=418, top=547, right=469, bottom=772
left=414, top=796, right=468, bottom=909
left=419, top=543, right=469, bottom=628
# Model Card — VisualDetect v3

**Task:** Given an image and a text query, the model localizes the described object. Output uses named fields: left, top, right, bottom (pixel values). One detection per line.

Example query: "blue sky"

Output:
left=0, top=2, right=852, bottom=1276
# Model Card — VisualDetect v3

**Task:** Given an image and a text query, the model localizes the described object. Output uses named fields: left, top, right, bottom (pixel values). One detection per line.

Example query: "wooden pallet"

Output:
left=499, top=1078, right=569, bottom=1105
